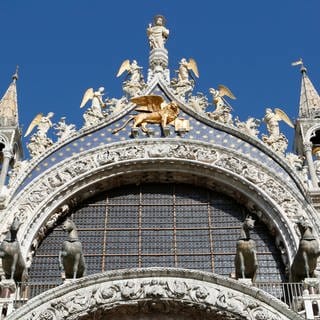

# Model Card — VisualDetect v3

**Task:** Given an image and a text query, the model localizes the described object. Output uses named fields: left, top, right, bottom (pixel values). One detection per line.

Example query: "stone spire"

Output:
left=296, top=61, right=320, bottom=118
left=0, top=67, right=19, bottom=127
left=293, top=60, right=320, bottom=189
left=0, top=67, right=23, bottom=199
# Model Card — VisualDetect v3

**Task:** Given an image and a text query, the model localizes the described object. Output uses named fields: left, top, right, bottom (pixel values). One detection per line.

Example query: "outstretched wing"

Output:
left=24, top=113, right=43, bottom=137
left=116, top=59, right=130, bottom=77
left=274, top=108, right=294, bottom=127
left=187, top=58, right=199, bottom=78
left=80, top=88, right=94, bottom=108
left=131, top=95, right=165, bottom=112
left=47, top=112, right=54, bottom=119
left=218, top=84, right=236, bottom=100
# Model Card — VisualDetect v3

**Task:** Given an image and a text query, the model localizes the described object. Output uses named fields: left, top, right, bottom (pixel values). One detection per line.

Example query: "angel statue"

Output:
left=24, top=112, right=54, bottom=138
left=147, top=15, right=169, bottom=50
left=112, top=95, right=179, bottom=137
left=262, top=108, right=294, bottom=154
left=80, top=87, right=107, bottom=128
left=207, top=85, right=236, bottom=125
left=171, top=58, right=199, bottom=98
left=117, top=60, right=145, bottom=97
left=24, top=112, right=55, bottom=158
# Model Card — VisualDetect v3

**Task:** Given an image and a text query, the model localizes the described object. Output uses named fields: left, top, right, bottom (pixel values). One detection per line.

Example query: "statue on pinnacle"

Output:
left=147, top=15, right=169, bottom=49
left=147, top=15, right=170, bottom=82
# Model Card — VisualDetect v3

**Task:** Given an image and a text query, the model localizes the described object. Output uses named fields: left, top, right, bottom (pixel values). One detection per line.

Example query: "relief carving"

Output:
left=7, top=141, right=304, bottom=259
left=8, top=160, right=29, bottom=188
left=26, top=277, right=289, bottom=320
left=147, top=144, right=171, bottom=158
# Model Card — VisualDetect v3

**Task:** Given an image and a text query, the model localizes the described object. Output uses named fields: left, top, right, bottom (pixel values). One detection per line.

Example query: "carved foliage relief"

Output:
left=5, top=141, right=304, bottom=250
left=20, top=277, right=292, bottom=320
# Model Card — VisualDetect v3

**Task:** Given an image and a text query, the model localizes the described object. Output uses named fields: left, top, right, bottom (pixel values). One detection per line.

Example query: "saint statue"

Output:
left=147, top=15, right=169, bottom=49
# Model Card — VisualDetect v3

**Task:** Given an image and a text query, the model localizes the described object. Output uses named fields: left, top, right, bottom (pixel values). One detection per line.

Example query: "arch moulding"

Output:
left=6, top=268, right=302, bottom=320
left=2, top=139, right=314, bottom=266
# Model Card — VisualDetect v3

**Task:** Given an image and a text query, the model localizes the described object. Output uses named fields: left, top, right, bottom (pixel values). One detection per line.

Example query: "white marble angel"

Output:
left=24, top=112, right=54, bottom=138
left=117, top=60, right=143, bottom=84
left=80, top=87, right=106, bottom=112
left=171, top=58, right=199, bottom=97
left=207, top=85, right=236, bottom=124
left=262, top=108, right=294, bottom=154
left=177, top=58, right=199, bottom=83
left=263, top=108, right=294, bottom=139
left=117, top=60, right=145, bottom=96
left=24, top=112, right=55, bottom=157
left=209, top=85, right=236, bottom=110
left=80, top=87, right=106, bottom=127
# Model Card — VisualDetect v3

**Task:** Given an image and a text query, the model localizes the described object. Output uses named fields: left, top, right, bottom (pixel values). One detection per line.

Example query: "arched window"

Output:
left=29, top=183, right=286, bottom=295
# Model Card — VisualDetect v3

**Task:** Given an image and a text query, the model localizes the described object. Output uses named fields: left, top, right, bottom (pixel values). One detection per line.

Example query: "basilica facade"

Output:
left=0, top=15, right=319, bottom=320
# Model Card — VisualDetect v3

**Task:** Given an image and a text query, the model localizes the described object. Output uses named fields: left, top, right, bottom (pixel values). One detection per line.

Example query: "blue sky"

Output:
left=0, top=1, right=319, bottom=156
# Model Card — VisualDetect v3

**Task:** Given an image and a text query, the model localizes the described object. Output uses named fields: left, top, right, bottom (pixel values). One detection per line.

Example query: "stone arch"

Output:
left=305, top=124, right=320, bottom=143
left=6, top=268, right=302, bottom=320
left=0, top=134, right=8, bottom=153
left=3, top=140, right=311, bottom=268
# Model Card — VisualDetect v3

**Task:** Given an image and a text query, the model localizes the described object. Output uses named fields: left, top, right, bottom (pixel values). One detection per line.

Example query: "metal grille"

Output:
left=29, top=183, right=285, bottom=284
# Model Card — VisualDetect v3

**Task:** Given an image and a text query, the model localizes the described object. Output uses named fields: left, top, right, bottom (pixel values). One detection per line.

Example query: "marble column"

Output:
left=304, top=142, right=318, bottom=188
left=0, top=149, right=13, bottom=189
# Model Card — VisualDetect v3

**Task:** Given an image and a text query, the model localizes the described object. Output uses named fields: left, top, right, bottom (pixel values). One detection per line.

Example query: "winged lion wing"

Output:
left=274, top=108, right=294, bottom=128
left=80, top=88, right=94, bottom=108
left=187, top=58, right=199, bottom=78
left=218, top=84, right=236, bottom=100
left=24, top=113, right=43, bottom=137
left=130, top=95, right=165, bottom=112
left=116, top=59, right=130, bottom=77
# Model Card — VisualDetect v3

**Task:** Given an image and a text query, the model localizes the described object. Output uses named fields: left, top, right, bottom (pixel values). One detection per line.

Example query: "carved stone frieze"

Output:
left=262, top=133, right=288, bottom=154
left=2, top=140, right=309, bottom=265
left=9, top=269, right=300, bottom=320
left=8, top=160, right=29, bottom=187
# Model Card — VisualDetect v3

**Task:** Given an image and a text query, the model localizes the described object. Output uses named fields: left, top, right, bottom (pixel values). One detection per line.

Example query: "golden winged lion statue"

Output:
left=112, top=95, right=179, bottom=134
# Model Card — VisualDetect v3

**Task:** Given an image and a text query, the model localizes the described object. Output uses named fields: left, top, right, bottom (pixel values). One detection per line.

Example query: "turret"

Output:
left=0, top=68, right=23, bottom=196
left=293, top=60, right=320, bottom=189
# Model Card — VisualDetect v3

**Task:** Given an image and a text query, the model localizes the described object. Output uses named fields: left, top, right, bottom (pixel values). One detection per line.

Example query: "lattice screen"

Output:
left=30, top=183, right=285, bottom=284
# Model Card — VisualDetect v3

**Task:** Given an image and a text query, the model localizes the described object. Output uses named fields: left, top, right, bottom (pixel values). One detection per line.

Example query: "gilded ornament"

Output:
left=112, top=95, right=179, bottom=135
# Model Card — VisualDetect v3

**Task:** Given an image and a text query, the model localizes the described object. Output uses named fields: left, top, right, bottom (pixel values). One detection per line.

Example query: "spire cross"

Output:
left=12, top=65, right=19, bottom=82
left=291, top=58, right=306, bottom=73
